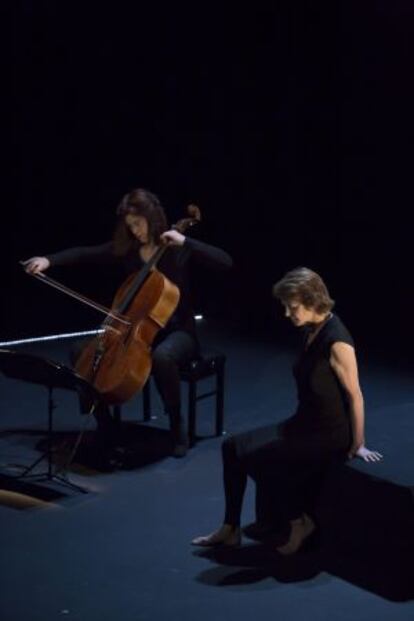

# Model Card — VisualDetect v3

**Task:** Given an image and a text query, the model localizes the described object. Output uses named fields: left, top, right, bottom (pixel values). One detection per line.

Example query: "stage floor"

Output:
left=1, top=321, right=413, bottom=620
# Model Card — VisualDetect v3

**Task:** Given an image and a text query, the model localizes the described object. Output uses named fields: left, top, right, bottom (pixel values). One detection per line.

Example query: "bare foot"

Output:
left=276, top=513, right=316, bottom=556
left=191, top=524, right=241, bottom=547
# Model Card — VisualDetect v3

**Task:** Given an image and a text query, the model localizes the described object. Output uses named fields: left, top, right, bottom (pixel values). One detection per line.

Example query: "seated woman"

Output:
left=22, top=188, right=232, bottom=459
left=192, top=267, right=382, bottom=554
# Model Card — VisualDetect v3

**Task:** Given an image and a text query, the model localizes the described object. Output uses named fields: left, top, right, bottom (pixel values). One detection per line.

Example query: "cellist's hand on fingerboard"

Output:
left=161, top=230, right=186, bottom=246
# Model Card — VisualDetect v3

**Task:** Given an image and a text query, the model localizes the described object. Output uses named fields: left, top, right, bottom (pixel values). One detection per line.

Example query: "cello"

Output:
left=22, top=204, right=201, bottom=405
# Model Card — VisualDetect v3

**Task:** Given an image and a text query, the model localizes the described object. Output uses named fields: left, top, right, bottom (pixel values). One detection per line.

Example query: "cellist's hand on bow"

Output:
left=21, top=256, right=51, bottom=274
left=161, top=230, right=186, bottom=246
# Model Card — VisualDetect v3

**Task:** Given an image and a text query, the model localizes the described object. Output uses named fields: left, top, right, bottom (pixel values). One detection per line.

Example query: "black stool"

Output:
left=114, top=351, right=226, bottom=447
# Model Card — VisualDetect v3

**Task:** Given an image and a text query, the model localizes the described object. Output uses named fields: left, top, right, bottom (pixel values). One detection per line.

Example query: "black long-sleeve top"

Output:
left=46, top=237, right=233, bottom=336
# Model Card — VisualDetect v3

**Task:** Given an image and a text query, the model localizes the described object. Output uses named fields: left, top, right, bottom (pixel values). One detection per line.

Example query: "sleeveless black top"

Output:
left=285, top=314, right=354, bottom=437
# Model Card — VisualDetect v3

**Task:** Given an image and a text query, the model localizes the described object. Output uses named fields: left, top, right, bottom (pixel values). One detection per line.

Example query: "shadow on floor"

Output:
left=0, top=472, right=68, bottom=509
left=194, top=467, right=414, bottom=602
left=0, top=421, right=173, bottom=477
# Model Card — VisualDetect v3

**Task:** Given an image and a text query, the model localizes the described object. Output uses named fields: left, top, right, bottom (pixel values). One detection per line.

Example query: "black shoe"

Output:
left=172, top=437, right=189, bottom=458
left=93, top=448, right=117, bottom=472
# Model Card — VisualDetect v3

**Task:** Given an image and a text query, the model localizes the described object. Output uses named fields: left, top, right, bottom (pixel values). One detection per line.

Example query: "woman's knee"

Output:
left=152, top=348, right=177, bottom=373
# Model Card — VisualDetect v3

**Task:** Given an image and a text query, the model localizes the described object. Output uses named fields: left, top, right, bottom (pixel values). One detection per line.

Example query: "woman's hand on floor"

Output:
left=351, top=445, right=383, bottom=462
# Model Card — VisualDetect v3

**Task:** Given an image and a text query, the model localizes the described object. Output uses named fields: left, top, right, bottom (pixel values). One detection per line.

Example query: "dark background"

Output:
left=7, top=2, right=413, bottom=360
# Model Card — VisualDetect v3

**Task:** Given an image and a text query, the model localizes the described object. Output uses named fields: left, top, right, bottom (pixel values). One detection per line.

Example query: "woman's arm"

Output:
left=160, top=230, right=233, bottom=270
left=46, top=242, right=115, bottom=267
left=22, top=242, right=116, bottom=274
left=330, top=342, right=383, bottom=462
left=183, top=237, right=233, bottom=269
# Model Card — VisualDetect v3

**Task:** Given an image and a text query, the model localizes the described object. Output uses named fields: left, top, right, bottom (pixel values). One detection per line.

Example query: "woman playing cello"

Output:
left=23, top=188, right=233, bottom=459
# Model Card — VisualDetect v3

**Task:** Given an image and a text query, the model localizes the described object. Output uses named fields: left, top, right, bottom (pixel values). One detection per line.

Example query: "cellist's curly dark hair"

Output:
left=113, top=188, right=168, bottom=255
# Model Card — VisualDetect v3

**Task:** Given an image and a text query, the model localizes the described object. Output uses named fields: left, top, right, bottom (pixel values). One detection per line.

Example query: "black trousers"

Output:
left=151, top=330, right=199, bottom=416
left=222, top=422, right=350, bottom=527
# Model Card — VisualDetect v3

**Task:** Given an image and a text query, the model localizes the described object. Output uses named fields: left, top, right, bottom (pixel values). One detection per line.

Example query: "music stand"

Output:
left=0, top=348, right=101, bottom=493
